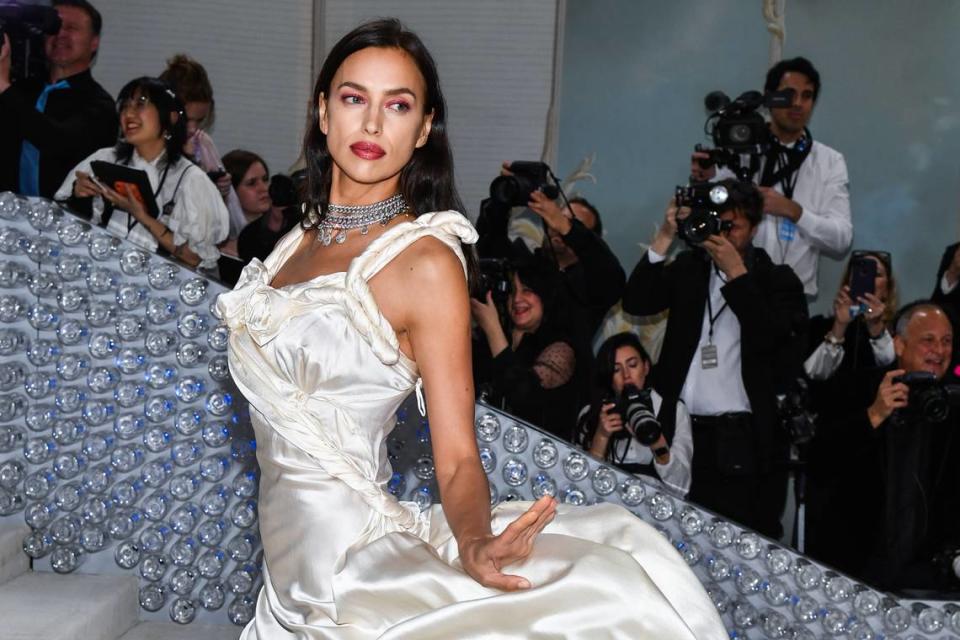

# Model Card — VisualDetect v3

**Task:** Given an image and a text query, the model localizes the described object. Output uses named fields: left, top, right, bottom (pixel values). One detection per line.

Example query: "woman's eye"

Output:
left=342, top=94, right=364, bottom=105
left=387, top=101, right=410, bottom=113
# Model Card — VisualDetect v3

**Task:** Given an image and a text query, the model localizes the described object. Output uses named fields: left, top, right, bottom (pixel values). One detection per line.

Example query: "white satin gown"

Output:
left=216, top=211, right=726, bottom=639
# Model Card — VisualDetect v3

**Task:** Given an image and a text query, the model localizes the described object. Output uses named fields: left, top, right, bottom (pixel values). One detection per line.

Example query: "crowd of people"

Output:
left=2, top=1, right=959, bottom=598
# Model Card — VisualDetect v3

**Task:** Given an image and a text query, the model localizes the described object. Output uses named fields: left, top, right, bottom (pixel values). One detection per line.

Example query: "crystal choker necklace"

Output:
left=315, top=193, right=409, bottom=246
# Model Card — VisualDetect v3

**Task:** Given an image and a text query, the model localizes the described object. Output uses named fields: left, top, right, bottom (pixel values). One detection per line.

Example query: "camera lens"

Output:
left=729, top=124, right=753, bottom=144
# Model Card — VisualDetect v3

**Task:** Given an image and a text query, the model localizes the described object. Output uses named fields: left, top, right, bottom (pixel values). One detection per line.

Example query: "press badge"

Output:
left=701, top=344, right=718, bottom=369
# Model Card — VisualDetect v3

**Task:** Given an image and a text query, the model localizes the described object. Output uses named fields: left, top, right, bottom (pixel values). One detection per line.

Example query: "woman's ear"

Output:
left=318, top=93, right=329, bottom=135
left=415, top=109, right=434, bottom=148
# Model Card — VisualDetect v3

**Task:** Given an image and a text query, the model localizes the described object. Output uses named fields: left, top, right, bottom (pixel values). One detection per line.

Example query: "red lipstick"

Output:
left=350, top=142, right=385, bottom=160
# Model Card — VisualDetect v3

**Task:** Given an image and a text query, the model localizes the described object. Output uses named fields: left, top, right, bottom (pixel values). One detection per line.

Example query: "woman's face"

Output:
left=184, top=101, right=211, bottom=138
left=611, top=345, right=650, bottom=396
left=318, top=46, right=434, bottom=197
left=236, top=161, right=271, bottom=217
left=120, top=91, right=163, bottom=149
left=507, top=273, right=544, bottom=333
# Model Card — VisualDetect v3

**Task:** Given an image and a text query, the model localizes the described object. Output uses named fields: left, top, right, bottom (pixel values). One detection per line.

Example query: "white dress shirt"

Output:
left=55, top=146, right=230, bottom=271
left=648, top=248, right=752, bottom=415
left=717, top=140, right=853, bottom=296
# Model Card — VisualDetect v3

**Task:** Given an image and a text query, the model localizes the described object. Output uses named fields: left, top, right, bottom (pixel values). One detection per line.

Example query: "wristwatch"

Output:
left=823, top=332, right=845, bottom=346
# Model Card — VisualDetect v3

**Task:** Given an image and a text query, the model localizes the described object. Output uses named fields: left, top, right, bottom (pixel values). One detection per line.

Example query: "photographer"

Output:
left=621, top=179, right=807, bottom=537
left=0, top=0, right=116, bottom=199
left=692, top=57, right=852, bottom=296
left=471, top=257, right=588, bottom=441
left=806, top=301, right=960, bottom=593
left=805, top=250, right=897, bottom=380
left=576, top=332, right=692, bottom=496
left=237, top=172, right=299, bottom=264
left=476, top=161, right=625, bottom=346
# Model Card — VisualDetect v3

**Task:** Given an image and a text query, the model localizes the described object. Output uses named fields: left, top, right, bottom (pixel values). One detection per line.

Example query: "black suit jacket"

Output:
left=622, top=246, right=808, bottom=466
left=0, top=69, right=117, bottom=198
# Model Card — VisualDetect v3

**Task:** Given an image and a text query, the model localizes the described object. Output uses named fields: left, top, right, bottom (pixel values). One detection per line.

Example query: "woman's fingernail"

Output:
left=518, top=579, right=531, bottom=589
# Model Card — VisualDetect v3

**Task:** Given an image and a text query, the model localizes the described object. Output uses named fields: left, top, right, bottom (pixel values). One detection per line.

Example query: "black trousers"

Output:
left=688, top=413, right=785, bottom=539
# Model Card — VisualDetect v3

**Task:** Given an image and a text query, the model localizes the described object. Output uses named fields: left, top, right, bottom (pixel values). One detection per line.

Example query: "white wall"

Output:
left=91, top=0, right=314, bottom=176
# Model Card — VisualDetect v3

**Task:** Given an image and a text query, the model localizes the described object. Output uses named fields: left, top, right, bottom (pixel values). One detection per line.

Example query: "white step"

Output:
left=118, top=622, right=240, bottom=640
left=0, top=571, right=138, bottom=640
left=0, top=522, right=30, bottom=586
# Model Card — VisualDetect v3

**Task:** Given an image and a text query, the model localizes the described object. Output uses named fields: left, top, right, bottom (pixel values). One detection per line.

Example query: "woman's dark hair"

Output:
left=765, top=56, right=821, bottom=102
left=114, top=77, right=186, bottom=167
left=576, top=332, right=651, bottom=450
left=510, top=257, right=561, bottom=329
left=302, top=18, right=478, bottom=284
left=222, top=149, right=269, bottom=190
left=159, top=54, right=216, bottom=129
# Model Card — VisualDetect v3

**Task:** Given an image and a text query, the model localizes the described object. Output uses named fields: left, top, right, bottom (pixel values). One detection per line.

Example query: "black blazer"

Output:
left=622, top=246, right=808, bottom=466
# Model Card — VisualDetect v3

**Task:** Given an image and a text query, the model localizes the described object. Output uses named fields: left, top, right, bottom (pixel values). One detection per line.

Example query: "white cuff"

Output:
left=647, top=247, right=667, bottom=264
left=869, top=330, right=895, bottom=366
left=941, top=272, right=959, bottom=296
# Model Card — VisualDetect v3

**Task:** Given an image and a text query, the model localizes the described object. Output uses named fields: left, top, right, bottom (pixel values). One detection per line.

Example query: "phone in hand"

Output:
left=848, top=256, right=877, bottom=302
left=207, top=169, right=227, bottom=182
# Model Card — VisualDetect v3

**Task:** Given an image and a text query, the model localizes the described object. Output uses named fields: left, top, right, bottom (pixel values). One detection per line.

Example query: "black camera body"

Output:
left=489, top=161, right=559, bottom=207
left=893, top=371, right=960, bottom=424
left=0, top=3, right=61, bottom=83
left=695, top=89, right=794, bottom=181
left=675, top=183, right=734, bottom=246
left=610, top=384, right=662, bottom=447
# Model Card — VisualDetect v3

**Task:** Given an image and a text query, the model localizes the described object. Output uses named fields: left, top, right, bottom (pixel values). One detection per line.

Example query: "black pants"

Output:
left=688, top=413, right=784, bottom=538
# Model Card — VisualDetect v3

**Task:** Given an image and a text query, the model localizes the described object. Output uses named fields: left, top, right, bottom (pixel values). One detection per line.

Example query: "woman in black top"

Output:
left=471, top=258, right=587, bottom=441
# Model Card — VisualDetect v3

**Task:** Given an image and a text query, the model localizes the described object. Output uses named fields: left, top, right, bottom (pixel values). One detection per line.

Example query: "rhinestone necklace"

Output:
left=315, top=194, right=409, bottom=246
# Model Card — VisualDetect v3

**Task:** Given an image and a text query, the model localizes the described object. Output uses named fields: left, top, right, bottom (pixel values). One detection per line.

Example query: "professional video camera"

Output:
left=489, top=161, right=559, bottom=207
left=0, top=2, right=61, bottom=82
left=893, top=371, right=960, bottom=424
left=693, top=89, right=793, bottom=181
left=674, top=182, right=734, bottom=247
left=609, top=384, right=662, bottom=447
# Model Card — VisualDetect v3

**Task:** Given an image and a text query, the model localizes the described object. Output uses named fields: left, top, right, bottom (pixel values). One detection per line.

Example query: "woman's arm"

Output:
left=655, top=400, right=693, bottom=496
left=394, top=237, right=556, bottom=591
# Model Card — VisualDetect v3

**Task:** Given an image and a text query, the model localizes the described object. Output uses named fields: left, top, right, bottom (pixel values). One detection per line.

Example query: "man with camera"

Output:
left=692, top=57, right=852, bottom=297
left=0, top=0, right=116, bottom=199
left=808, top=301, right=960, bottom=592
left=621, top=179, right=807, bottom=537
left=475, top=161, right=626, bottom=347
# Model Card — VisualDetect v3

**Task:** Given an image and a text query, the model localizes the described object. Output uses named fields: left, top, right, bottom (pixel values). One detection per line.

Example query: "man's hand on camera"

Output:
left=651, top=198, right=683, bottom=256
left=758, top=186, right=803, bottom=223
left=701, top=234, right=747, bottom=280
left=867, top=368, right=909, bottom=429
left=499, top=161, right=514, bottom=177
left=690, top=151, right=716, bottom=182
left=527, top=191, right=572, bottom=235
left=0, top=34, right=12, bottom=94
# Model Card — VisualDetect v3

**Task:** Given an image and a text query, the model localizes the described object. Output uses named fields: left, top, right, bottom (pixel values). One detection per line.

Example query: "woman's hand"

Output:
left=215, top=172, right=232, bottom=199
left=459, top=496, right=557, bottom=591
left=830, top=285, right=854, bottom=337
left=72, top=171, right=104, bottom=199
left=100, top=182, right=149, bottom=222
left=597, top=403, right=624, bottom=439
left=470, top=291, right=501, bottom=334
left=860, top=292, right=886, bottom=338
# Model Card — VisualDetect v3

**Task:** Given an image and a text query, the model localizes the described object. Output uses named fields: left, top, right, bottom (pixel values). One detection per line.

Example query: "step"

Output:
left=0, top=571, right=138, bottom=640
left=0, top=522, right=30, bottom=586
left=118, top=621, right=240, bottom=640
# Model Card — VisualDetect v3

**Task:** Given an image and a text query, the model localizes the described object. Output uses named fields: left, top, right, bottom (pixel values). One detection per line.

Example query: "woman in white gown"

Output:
left=216, top=18, right=726, bottom=639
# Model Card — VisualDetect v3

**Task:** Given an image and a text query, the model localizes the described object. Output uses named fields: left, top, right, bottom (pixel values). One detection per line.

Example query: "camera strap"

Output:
left=759, top=128, right=813, bottom=200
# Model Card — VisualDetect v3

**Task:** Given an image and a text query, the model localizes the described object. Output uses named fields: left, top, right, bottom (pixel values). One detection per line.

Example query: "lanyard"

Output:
left=705, top=267, right=728, bottom=344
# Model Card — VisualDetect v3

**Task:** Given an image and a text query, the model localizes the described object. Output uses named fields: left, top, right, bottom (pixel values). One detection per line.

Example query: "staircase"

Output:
left=0, top=523, right=239, bottom=640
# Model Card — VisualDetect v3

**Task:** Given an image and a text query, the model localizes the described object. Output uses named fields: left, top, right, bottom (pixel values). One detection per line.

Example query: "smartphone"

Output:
left=207, top=169, right=227, bottom=181
left=848, top=256, right=877, bottom=301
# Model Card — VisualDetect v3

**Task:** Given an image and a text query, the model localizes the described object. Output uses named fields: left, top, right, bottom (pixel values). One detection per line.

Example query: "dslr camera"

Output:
left=0, top=3, right=62, bottom=82
left=609, top=384, right=663, bottom=446
left=694, top=88, right=793, bottom=181
left=674, top=182, right=735, bottom=247
left=489, top=161, right=559, bottom=207
left=893, top=371, right=960, bottom=424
